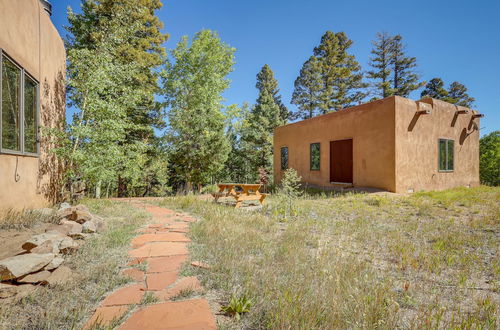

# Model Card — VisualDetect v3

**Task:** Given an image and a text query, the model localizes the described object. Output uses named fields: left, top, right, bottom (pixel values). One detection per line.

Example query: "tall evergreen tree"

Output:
left=292, top=31, right=367, bottom=118
left=291, top=56, right=323, bottom=119
left=162, top=30, right=235, bottom=189
left=314, top=31, right=367, bottom=112
left=366, top=32, right=394, bottom=98
left=448, top=81, right=475, bottom=107
left=256, top=65, right=289, bottom=123
left=421, top=78, right=474, bottom=107
left=391, top=35, right=424, bottom=97
left=420, top=78, right=448, bottom=100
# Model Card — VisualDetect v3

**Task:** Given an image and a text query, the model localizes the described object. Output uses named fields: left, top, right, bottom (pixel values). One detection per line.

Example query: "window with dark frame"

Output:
left=310, top=143, right=320, bottom=170
left=280, top=147, right=288, bottom=170
left=438, top=139, right=454, bottom=171
left=0, top=51, right=39, bottom=156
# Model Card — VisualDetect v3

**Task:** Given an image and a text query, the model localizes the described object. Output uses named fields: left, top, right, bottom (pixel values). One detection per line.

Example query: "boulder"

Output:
left=59, top=221, right=83, bottom=239
left=44, top=256, right=64, bottom=271
left=22, top=232, right=65, bottom=252
left=31, top=240, right=60, bottom=254
left=47, top=266, right=73, bottom=286
left=17, top=270, right=51, bottom=284
left=56, top=208, right=73, bottom=220
left=69, top=210, right=93, bottom=224
left=58, top=202, right=71, bottom=211
left=82, top=219, right=97, bottom=233
left=74, top=204, right=90, bottom=212
left=0, top=253, right=55, bottom=281
left=0, top=283, right=18, bottom=299
left=59, top=237, right=79, bottom=254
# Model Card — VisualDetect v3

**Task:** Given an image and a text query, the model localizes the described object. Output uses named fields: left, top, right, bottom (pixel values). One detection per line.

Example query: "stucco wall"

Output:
left=0, top=0, right=66, bottom=211
left=394, top=97, right=480, bottom=193
left=274, top=97, right=396, bottom=191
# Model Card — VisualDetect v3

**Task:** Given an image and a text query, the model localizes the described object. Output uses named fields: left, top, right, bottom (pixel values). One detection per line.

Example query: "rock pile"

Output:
left=0, top=204, right=105, bottom=300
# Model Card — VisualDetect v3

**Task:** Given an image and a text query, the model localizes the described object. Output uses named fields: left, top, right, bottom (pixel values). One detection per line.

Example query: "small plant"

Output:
left=221, top=294, right=253, bottom=320
left=140, top=291, right=158, bottom=305
left=273, top=168, right=302, bottom=220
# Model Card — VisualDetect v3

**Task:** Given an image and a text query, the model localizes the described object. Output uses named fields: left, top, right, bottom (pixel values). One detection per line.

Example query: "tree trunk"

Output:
left=95, top=180, right=102, bottom=199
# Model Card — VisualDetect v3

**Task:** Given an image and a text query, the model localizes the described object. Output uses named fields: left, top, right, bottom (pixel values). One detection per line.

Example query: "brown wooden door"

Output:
left=330, top=139, right=353, bottom=183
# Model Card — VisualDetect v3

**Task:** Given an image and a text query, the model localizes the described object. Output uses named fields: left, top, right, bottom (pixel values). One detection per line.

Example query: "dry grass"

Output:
left=0, top=208, right=60, bottom=230
left=160, top=186, right=499, bottom=329
left=0, top=199, right=150, bottom=330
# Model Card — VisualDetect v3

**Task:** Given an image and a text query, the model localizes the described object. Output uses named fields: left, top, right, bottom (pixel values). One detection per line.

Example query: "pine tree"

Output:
left=448, top=82, right=475, bottom=107
left=314, top=31, right=367, bottom=112
left=421, top=78, right=448, bottom=100
left=256, top=65, right=289, bottom=123
left=292, top=31, right=367, bottom=118
left=162, top=30, right=235, bottom=189
left=391, top=35, right=424, bottom=97
left=367, top=32, right=394, bottom=98
left=291, top=56, right=323, bottom=119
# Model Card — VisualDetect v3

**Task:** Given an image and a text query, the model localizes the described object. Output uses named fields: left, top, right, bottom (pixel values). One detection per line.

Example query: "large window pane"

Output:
left=280, top=147, right=288, bottom=170
left=24, top=75, right=38, bottom=153
left=310, top=143, right=320, bottom=170
left=447, top=139, right=454, bottom=171
left=438, top=139, right=446, bottom=171
left=2, top=57, right=21, bottom=151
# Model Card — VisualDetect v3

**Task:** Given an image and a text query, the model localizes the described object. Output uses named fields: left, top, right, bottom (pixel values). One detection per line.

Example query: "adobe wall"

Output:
left=394, top=97, right=480, bottom=193
left=0, top=0, right=66, bottom=211
left=273, top=97, right=396, bottom=191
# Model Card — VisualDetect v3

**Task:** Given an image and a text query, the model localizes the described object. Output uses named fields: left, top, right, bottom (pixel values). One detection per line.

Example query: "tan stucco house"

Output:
left=0, top=0, right=66, bottom=211
left=274, top=96, right=481, bottom=193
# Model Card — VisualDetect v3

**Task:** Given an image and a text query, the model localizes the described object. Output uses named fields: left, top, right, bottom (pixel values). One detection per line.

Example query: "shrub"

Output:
left=479, top=131, right=499, bottom=186
left=273, top=168, right=302, bottom=220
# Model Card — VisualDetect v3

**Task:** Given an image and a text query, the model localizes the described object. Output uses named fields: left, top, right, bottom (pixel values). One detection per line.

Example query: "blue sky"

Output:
left=51, top=0, right=499, bottom=136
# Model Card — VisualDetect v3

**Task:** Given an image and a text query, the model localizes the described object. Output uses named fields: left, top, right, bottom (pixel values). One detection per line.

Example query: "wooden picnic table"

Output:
left=212, top=183, right=268, bottom=208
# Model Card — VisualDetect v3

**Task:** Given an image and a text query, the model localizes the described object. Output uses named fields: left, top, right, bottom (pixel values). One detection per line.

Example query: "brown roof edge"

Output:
left=418, top=96, right=480, bottom=115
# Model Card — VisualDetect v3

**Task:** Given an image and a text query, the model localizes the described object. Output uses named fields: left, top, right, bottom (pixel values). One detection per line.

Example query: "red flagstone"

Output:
left=129, top=242, right=188, bottom=258
left=169, top=228, right=189, bottom=233
left=155, top=277, right=202, bottom=301
left=118, top=299, right=216, bottom=330
left=122, top=268, right=145, bottom=282
left=147, top=255, right=187, bottom=273
left=127, top=257, right=147, bottom=266
left=84, top=306, right=128, bottom=329
left=165, top=222, right=189, bottom=229
left=146, top=271, right=178, bottom=291
left=101, top=284, right=145, bottom=306
left=131, top=233, right=190, bottom=248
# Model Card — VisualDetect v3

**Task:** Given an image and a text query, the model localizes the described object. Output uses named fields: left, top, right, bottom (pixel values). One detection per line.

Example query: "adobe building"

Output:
left=274, top=96, right=481, bottom=193
left=0, top=0, right=66, bottom=211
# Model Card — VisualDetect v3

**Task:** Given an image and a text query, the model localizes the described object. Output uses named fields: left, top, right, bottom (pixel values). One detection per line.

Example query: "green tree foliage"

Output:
left=239, top=66, right=288, bottom=180
left=291, top=56, right=323, bottom=119
left=421, top=78, right=475, bottom=107
left=256, top=64, right=289, bottom=123
left=292, top=31, right=367, bottom=118
left=367, top=32, right=394, bottom=98
left=479, top=131, right=499, bottom=186
left=162, top=30, right=235, bottom=189
left=62, top=10, right=166, bottom=198
left=447, top=82, right=475, bottom=107
left=391, top=35, right=424, bottom=97
left=420, top=78, right=448, bottom=100
left=67, top=0, right=168, bottom=196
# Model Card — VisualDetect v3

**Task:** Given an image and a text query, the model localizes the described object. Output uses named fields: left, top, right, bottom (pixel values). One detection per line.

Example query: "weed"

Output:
left=221, top=294, right=253, bottom=320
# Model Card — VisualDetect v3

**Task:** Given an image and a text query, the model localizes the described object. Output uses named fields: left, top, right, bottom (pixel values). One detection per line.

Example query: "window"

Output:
left=0, top=51, right=39, bottom=155
left=280, top=147, right=288, bottom=170
left=438, top=139, right=454, bottom=171
left=310, top=143, right=320, bottom=170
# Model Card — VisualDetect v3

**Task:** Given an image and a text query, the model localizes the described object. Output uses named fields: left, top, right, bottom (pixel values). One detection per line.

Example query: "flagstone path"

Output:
left=84, top=199, right=216, bottom=329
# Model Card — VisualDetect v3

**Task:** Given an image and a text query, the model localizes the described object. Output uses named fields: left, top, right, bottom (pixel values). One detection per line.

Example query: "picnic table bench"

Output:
left=212, top=183, right=268, bottom=208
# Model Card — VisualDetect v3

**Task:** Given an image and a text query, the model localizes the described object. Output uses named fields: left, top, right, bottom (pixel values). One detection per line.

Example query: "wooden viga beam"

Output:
left=416, top=102, right=432, bottom=115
